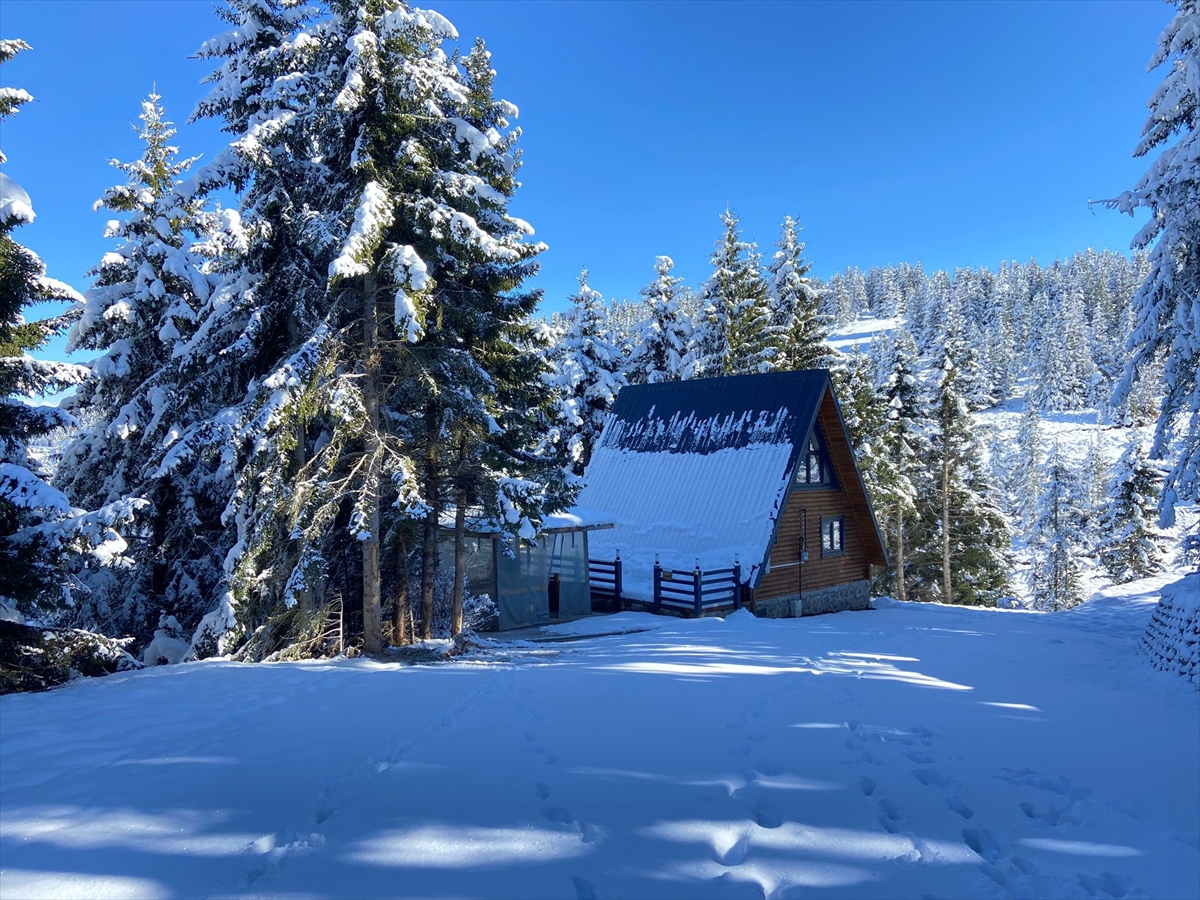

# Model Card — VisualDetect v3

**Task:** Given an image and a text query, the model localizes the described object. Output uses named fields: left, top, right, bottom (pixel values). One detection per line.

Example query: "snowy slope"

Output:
left=1, top=573, right=1197, bottom=900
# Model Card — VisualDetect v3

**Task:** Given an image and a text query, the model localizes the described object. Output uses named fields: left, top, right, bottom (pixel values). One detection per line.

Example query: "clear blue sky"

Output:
left=1, top=0, right=1165, bottom=344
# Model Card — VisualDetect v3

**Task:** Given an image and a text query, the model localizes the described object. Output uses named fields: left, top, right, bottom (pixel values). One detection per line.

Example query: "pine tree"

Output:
left=1027, top=443, right=1087, bottom=610
left=767, top=215, right=829, bottom=370
left=918, top=334, right=1011, bottom=605
left=1095, top=439, right=1167, bottom=583
left=634, top=255, right=693, bottom=383
left=184, top=1, right=570, bottom=653
left=54, top=93, right=219, bottom=639
left=878, top=328, right=922, bottom=601
left=699, top=209, right=778, bottom=376
left=1013, top=401, right=1043, bottom=529
left=0, top=40, right=140, bottom=619
left=547, top=270, right=627, bottom=475
left=1105, top=0, right=1200, bottom=524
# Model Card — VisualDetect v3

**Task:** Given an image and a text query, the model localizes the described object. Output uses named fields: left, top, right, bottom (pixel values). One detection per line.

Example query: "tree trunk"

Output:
left=361, top=271, right=383, bottom=654
left=895, top=503, right=907, bottom=603
left=451, top=501, right=466, bottom=636
left=420, top=507, right=437, bottom=639
left=419, top=408, right=440, bottom=640
left=392, top=531, right=409, bottom=645
left=941, top=453, right=952, bottom=604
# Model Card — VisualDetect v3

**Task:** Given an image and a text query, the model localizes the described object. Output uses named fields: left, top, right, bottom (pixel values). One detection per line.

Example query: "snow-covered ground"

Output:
left=2, top=575, right=1198, bottom=900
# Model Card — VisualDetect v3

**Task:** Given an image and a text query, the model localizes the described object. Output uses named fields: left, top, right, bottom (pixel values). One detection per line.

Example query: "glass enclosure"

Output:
left=496, top=539, right=550, bottom=630
left=439, top=529, right=594, bottom=630
left=549, top=531, right=590, bottom=619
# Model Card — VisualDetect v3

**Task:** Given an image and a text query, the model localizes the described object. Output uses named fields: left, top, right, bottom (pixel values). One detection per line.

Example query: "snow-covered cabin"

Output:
left=578, top=370, right=888, bottom=617
left=439, top=508, right=614, bottom=630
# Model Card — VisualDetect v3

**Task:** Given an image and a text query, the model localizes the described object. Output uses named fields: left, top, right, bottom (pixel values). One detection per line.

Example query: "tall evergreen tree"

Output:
left=633, top=255, right=693, bottom=383
left=1106, top=0, right=1200, bottom=524
left=183, top=0, right=570, bottom=654
left=0, top=40, right=139, bottom=619
left=767, top=215, right=829, bottom=370
left=699, top=209, right=778, bottom=376
left=918, top=334, right=1011, bottom=605
left=1095, top=439, right=1167, bottom=583
left=547, top=270, right=627, bottom=476
left=1027, top=443, right=1087, bottom=610
left=1013, top=401, right=1043, bottom=530
left=55, top=93, right=219, bottom=639
left=878, top=328, right=923, bottom=601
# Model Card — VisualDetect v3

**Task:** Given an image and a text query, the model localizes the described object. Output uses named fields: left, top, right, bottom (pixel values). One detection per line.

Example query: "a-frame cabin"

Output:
left=577, top=369, right=888, bottom=617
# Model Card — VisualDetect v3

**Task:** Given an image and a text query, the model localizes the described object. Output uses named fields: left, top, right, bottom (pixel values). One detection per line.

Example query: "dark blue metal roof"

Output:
left=601, top=369, right=832, bottom=460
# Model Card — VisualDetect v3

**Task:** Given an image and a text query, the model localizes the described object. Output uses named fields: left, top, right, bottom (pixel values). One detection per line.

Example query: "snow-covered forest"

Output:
left=2, top=2, right=1199, bottom=898
left=0, top=0, right=1197, bottom=664
left=543, top=239, right=1194, bottom=611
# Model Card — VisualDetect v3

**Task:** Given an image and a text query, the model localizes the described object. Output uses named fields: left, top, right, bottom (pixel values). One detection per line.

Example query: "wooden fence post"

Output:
left=693, top=558, right=703, bottom=617
left=614, top=550, right=623, bottom=611
left=733, top=555, right=741, bottom=609
left=653, top=554, right=662, bottom=614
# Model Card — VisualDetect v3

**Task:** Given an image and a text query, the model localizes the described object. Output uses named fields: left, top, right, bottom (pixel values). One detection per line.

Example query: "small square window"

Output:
left=821, top=516, right=845, bottom=556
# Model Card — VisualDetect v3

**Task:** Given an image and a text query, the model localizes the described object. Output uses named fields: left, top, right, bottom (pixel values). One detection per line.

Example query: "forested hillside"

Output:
left=543, top=237, right=1193, bottom=610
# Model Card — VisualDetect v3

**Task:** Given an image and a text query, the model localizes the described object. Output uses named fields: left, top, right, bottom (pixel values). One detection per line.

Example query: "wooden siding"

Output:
left=755, top=390, right=882, bottom=600
left=757, top=487, right=868, bottom=597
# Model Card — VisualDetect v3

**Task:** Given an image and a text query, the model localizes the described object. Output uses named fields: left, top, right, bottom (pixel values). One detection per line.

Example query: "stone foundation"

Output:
left=753, top=580, right=871, bottom=618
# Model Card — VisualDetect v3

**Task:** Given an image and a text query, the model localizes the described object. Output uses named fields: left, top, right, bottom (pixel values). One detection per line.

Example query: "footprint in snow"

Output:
left=859, top=775, right=878, bottom=796
left=543, top=806, right=574, bottom=824
left=534, top=781, right=551, bottom=799
left=908, top=750, right=935, bottom=764
left=746, top=729, right=769, bottom=743
left=755, top=758, right=783, bottom=776
left=713, top=834, right=750, bottom=867
left=544, top=754, right=560, bottom=765
left=571, top=876, right=597, bottom=900
left=1077, top=872, right=1138, bottom=899
left=947, top=797, right=974, bottom=819
left=912, top=767, right=951, bottom=788
left=753, top=803, right=782, bottom=829
left=879, top=797, right=901, bottom=822
left=962, top=826, right=1004, bottom=863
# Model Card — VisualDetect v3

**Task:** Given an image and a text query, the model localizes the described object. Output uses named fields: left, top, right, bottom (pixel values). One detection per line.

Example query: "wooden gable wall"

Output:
left=754, top=388, right=883, bottom=600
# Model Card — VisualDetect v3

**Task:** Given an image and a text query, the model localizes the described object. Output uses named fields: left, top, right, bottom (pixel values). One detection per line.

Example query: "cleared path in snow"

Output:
left=1, top=574, right=1197, bottom=900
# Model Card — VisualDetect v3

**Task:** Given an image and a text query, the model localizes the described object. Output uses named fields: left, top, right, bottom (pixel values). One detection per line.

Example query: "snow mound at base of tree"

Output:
left=141, top=633, right=190, bottom=667
left=1141, top=572, right=1200, bottom=687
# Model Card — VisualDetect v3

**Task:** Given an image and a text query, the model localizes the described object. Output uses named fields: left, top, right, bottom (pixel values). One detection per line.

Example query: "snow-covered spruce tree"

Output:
left=54, top=93, right=221, bottom=640
left=878, top=327, right=923, bottom=601
left=767, top=215, right=830, bottom=370
left=1106, top=0, right=1200, bottom=524
left=0, top=39, right=140, bottom=621
left=1012, top=401, right=1043, bottom=530
left=547, top=269, right=627, bottom=476
left=1033, top=284, right=1098, bottom=412
left=183, top=1, right=571, bottom=654
left=1095, top=439, right=1167, bottom=583
left=837, top=346, right=886, bottom=479
left=632, top=255, right=693, bottom=383
left=917, top=334, right=1011, bottom=605
left=698, top=209, right=779, bottom=376
left=1027, top=443, right=1087, bottom=610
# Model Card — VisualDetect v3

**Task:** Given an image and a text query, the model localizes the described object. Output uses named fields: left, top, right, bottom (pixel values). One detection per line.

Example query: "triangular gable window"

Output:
left=796, top=425, right=834, bottom=487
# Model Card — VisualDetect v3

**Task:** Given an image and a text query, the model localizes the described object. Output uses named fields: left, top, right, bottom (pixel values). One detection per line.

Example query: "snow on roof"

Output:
left=439, top=505, right=615, bottom=536
left=578, top=370, right=831, bottom=600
